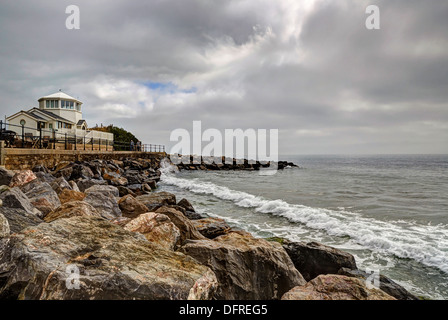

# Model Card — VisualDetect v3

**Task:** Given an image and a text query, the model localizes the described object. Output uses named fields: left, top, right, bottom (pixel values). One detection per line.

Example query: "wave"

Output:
left=159, top=160, right=448, bottom=274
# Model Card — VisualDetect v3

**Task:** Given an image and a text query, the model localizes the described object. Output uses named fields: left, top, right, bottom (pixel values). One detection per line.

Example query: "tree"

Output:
left=90, top=124, right=139, bottom=151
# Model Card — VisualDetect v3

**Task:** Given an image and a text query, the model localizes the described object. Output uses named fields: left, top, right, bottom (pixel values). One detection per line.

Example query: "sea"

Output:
left=158, top=154, right=448, bottom=299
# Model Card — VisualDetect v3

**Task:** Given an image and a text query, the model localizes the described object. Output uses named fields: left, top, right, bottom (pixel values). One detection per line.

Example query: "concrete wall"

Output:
left=0, top=145, right=166, bottom=170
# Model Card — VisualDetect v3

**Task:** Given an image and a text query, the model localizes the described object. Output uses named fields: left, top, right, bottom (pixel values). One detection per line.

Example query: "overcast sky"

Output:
left=1, top=0, right=447, bottom=155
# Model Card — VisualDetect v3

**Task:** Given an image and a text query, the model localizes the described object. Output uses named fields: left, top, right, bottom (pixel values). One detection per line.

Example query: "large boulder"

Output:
left=84, top=186, right=121, bottom=220
left=76, top=179, right=107, bottom=193
left=0, top=207, right=42, bottom=233
left=21, top=180, right=61, bottom=216
left=282, top=240, right=357, bottom=281
left=0, top=167, right=14, bottom=186
left=9, top=170, right=37, bottom=188
left=34, top=171, right=56, bottom=184
left=0, top=213, right=9, bottom=238
left=155, top=207, right=206, bottom=245
left=118, top=195, right=149, bottom=219
left=177, top=198, right=196, bottom=212
left=0, top=187, right=40, bottom=217
left=50, top=176, right=72, bottom=194
left=181, top=231, right=306, bottom=300
left=191, top=217, right=231, bottom=239
left=58, top=189, right=86, bottom=205
left=281, top=274, right=395, bottom=300
left=44, top=201, right=101, bottom=222
left=338, top=268, right=419, bottom=300
left=0, top=216, right=217, bottom=300
left=136, top=192, right=177, bottom=211
left=124, top=212, right=181, bottom=250
left=70, top=164, right=94, bottom=180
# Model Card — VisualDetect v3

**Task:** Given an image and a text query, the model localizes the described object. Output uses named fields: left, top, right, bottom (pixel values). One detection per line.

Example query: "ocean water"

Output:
left=158, top=154, right=448, bottom=299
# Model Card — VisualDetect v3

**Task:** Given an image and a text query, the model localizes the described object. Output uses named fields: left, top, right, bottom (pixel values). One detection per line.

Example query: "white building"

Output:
left=6, top=91, right=113, bottom=145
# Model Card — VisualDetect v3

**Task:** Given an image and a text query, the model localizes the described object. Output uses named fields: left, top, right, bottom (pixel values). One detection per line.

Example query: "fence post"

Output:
left=74, top=133, right=77, bottom=150
left=53, top=129, right=56, bottom=150
left=39, top=125, right=42, bottom=149
left=65, top=133, right=67, bottom=150
left=99, top=138, right=101, bottom=151
left=22, top=124, right=25, bottom=148
left=84, top=135, right=86, bottom=151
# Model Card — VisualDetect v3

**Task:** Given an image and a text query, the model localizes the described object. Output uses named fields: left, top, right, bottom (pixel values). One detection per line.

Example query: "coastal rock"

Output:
left=44, top=201, right=101, bottom=222
left=181, top=231, right=306, bottom=300
left=282, top=240, right=357, bottom=281
left=191, top=217, right=231, bottom=239
left=70, top=164, right=94, bottom=180
left=50, top=176, right=72, bottom=194
left=34, top=171, right=56, bottom=184
left=177, top=198, right=196, bottom=212
left=0, top=187, right=40, bottom=217
left=85, top=185, right=120, bottom=198
left=54, top=166, right=73, bottom=181
left=0, top=207, right=42, bottom=233
left=0, top=213, right=9, bottom=238
left=338, top=268, right=419, bottom=300
left=117, top=186, right=136, bottom=197
left=9, top=170, right=37, bottom=188
left=103, top=171, right=128, bottom=187
left=68, top=181, right=81, bottom=192
left=58, top=189, right=86, bottom=205
left=21, top=180, right=61, bottom=216
left=32, top=165, right=49, bottom=173
left=0, top=167, right=14, bottom=186
left=136, top=191, right=177, bottom=211
left=118, top=194, right=149, bottom=218
left=155, top=207, right=206, bottom=245
left=84, top=189, right=121, bottom=220
left=281, top=274, right=395, bottom=300
left=145, top=180, right=157, bottom=190
left=124, top=212, right=181, bottom=250
left=76, top=178, right=107, bottom=193
left=0, top=216, right=217, bottom=300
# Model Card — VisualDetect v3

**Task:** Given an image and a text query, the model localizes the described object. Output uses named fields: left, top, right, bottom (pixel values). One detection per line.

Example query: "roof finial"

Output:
left=59, top=89, right=62, bottom=92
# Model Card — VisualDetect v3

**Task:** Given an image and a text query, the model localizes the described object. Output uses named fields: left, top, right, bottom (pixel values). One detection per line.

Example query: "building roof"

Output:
left=77, top=120, right=87, bottom=125
left=38, top=91, right=82, bottom=103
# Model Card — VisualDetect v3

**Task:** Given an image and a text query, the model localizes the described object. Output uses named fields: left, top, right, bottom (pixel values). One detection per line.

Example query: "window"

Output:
left=61, top=100, right=65, bottom=108
left=49, top=123, right=53, bottom=129
left=20, top=119, right=26, bottom=126
left=70, top=101, right=74, bottom=109
left=46, top=101, right=49, bottom=108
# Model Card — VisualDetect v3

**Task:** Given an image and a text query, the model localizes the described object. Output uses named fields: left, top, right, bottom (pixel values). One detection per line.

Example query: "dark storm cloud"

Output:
left=0, top=0, right=447, bottom=154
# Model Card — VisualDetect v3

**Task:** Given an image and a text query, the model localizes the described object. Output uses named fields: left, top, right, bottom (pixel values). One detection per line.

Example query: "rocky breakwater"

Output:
left=0, top=162, right=418, bottom=300
left=174, top=155, right=298, bottom=171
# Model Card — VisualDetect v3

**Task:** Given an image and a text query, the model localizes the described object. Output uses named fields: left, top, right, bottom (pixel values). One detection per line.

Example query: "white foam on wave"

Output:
left=160, top=165, right=448, bottom=274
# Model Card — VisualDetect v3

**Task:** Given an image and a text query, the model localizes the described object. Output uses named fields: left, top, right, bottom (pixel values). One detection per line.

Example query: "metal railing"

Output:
left=0, top=120, right=165, bottom=153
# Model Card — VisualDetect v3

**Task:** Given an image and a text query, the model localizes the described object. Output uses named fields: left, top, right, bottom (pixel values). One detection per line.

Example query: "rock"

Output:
left=70, top=164, right=94, bottom=180
left=21, top=180, right=61, bottom=216
left=84, top=187, right=121, bottom=220
left=110, top=216, right=132, bottom=227
left=9, top=170, right=37, bottom=188
left=0, top=216, right=217, bottom=300
left=54, top=166, right=73, bottom=181
left=182, top=231, right=305, bottom=300
left=76, top=178, right=107, bottom=193
left=136, top=192, right=177, bottom=211
left=127, top=184, right=143, bottom=192
left=141, top=183, right=152, bottom=193
left=103, top=171, right=128, bottom=187
left=0, top=213, right=9, bottom=238
left=191, top=217, right=231, bottom=239
left=32, top=165, right=49, bottom=173
left=118, top=195, right=149, bottom=219
left=69, top=181, right=80, bottom=192
left=145, top=180, right=157, bottom=190
left=50, top=176, right=72, bottom=194
left=124, top=212, right=181, bottom=250
left=58, top=189, right=86, bottom=205
left=155, top=207, right=206, bottom=245
left=185, top=211, right=205, bottom=220
left=0, top=167, right=15, bottom=186
left=338, top=268, right=419, bottom=300
left=117, top=186, right=136, bottom=197
left=85, top=185, right=120, bottom=198
left=282, top=240, right=357, bottom=281
left=177, top=198, right=196, bottom=212
left=281, top=274, right=395, bottom=300
left=0, top=207, right=42, bottom=233
left=53, top=161, right=72, bottom=173
left=44, top=201, right=102, bottom=222
left=34, top=171, right=56, bottom=184
left=0, top=187, right=40, bottom=217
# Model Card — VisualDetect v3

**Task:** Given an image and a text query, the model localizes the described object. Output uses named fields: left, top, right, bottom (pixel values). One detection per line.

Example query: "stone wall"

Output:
left=1, top=146, right=166, bottom=170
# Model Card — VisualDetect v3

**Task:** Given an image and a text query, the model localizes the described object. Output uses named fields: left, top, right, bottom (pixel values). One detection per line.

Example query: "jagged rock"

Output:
left=0, top=187, right=40, bottom=217
left=70, top=164, right=94, bottom=180
left=0, top=216, right=217, bottom=300
left=184, top=211, right=205, bottom=220
left=191, top=217, right=231, bottom=239
left=34, top=171, right=56, bottom=184
left=110, top=216, right=132, bottom=227
left=338, top=268, right=419, bottom=300
left=118, top=195, right=149, bottom=219
left=9, top=170, right=37, bottom=188
left=127, top=184, right=143, bottom=192
left=76, top=179, right=107, bottom=193
left=58, top=189, right=86, bottom=205
left=0, top=167, right=14, bottom=186
left=281, top=274, right=395, bottom=300
left=50, top=176, right=72, bottom=194
left=282, top=240, right=357, bottom=281
left=0, top=213, right=9, bottom=238
left=103, top=172, right=128, bottom=187
left=21, top=180, right=61, bottom=216
left=54, top=166, right=73, bottom=181
left=145, top=180, right=157, bottom=190
left=155, top=207, right=206, bottom=245
left=68, top=181, right=80, bottom=192
left=117, top=186, right=136, bottom=198
left=0, top=207, right=42, bottom=233
left=124, top=212, right=181, bottom=250
left=44, top=201, right=101, bottom=222
left=181, top=230, right=306, bottom=300
left=178, top=198, right=196, bottom=212
left=32, top=165, right=49, bottom=173
left=136, top=192, right=177, bottom=211
left=84, top=186, right=121, bottom=220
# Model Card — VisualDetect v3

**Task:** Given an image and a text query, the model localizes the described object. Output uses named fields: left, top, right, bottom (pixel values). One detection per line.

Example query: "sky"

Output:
left=0, top=0, right=447, bottom=155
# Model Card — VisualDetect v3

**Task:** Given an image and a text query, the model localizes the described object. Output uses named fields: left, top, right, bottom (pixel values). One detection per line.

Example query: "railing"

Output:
left=0, top=120, right=165, bottom=153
